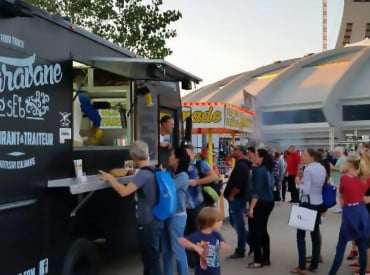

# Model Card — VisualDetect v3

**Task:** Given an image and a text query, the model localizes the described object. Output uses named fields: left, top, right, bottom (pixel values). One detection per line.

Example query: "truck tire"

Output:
left=61, top=238, right=97, bottom=275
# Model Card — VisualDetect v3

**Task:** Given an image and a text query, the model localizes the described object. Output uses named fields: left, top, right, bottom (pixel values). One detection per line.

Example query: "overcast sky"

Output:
left=158, top=0, right=344, bottom=94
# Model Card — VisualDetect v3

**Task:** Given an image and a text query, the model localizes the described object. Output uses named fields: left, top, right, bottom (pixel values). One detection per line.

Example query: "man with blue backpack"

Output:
left=98, top=140, right=167, bottom=275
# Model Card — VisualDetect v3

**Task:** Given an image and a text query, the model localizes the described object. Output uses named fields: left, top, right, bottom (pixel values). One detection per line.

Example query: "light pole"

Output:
left=329, top=124, right=334, bottom=151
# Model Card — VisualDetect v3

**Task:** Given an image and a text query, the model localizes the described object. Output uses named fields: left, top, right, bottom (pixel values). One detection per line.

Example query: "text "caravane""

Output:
left=0, top=54, right=63, bottom=93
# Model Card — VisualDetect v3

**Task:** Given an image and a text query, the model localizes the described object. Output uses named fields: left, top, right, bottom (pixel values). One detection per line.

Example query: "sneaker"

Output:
left=307, top=266, right=318, bottom=273
left=349, top=261, right=360, bottom=268
left=347, top=250, right=358, bottom=260
left=290, top=267, right=306, bottom=275
left=226, top=252, right=244, bottom=260
left=305, top=255, right=323, bottom=263
left=352, top=269, right=370, bottom=275
left=262, top=259, right=271, bottom=266
left=333, top=208, right=342, bottom=214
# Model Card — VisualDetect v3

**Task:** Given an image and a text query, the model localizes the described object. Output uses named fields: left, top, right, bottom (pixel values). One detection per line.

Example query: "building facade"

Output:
left=183, top=1, right=370, bottom=150
left=336, top=0, right=370, bottom=47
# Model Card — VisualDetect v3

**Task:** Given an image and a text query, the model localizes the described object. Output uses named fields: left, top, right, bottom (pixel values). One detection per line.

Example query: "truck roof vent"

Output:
left=0, top=0, right=33, bottom=18
left=62, top=16, right=73, bottom=23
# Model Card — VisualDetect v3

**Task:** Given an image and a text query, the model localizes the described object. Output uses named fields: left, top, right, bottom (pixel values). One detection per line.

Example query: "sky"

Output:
left=158, top=0, right=344, bottom=95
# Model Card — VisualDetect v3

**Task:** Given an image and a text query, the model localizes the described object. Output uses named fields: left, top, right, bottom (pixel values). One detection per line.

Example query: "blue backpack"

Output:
left=142, top=167, right=177, bottom=221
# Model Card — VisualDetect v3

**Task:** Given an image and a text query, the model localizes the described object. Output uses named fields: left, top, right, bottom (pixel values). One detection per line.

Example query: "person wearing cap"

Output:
left=199, top=147, right=208, bottom=160
left=224, top=144, right=251, bottom=259
left=199, top=148, right=220, bottom=176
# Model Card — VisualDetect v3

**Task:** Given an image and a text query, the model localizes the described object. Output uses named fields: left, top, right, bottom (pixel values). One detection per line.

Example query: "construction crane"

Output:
left=323, top=0, right=328, bottom=51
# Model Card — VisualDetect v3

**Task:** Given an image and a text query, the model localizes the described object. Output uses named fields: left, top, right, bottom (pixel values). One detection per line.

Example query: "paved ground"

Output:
left=98, top=201, right=356, bottom=275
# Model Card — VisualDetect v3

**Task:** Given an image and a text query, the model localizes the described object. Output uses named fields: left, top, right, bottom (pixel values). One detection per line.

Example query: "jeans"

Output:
left=248, top=200, right=274, bottom=263
left=328, top=235, right=367, bottom=275
left=228, top=198, right=248, bottom=254
left=185, top=205, right=203, bottom=267
left=162, top=214, right=188, bottom=275
left=296, top=203, right=322, bottom=270
left=138, top=219, right=164, bottom=275
left=282, top=177, right=288, bottom=201
left=288, top=175, right=299, bottom=202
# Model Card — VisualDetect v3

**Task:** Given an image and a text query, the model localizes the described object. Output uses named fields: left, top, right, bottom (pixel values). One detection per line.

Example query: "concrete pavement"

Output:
left=99, top=201, right=356, bottom=275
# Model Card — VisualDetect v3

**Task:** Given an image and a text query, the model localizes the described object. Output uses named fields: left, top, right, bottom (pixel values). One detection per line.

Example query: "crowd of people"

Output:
left=98, top=134, right=370, bottom=275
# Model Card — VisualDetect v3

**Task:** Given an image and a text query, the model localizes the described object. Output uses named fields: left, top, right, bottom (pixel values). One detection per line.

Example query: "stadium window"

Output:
left=343, top=104, right=370, bottom=121
left=262, top=109, right=326, bottom=125
left=343, top=23, right=353, bottom=45
left=366, top=23, right=370, bottom=38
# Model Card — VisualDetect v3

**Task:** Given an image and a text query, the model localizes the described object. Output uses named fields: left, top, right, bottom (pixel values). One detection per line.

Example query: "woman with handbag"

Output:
left=328, top=153, right=370, bottom=275
left=290, top=149, right=326, bottom=275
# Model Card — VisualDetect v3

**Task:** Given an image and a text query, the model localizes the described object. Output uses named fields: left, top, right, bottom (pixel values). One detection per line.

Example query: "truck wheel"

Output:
left=61, top=238, right=97, bottom=275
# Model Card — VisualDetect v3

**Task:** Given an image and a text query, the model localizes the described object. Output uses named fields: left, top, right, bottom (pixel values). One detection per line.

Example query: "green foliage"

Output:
left=26, top=0, right=181, bottom=58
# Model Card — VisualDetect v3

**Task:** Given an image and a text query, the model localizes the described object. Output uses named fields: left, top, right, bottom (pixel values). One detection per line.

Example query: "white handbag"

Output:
left=288, top=204, right=317, bottom=232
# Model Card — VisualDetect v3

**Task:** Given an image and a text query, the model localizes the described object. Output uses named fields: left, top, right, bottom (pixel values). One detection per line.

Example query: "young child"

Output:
left=179, top=207, right=230, bottom=275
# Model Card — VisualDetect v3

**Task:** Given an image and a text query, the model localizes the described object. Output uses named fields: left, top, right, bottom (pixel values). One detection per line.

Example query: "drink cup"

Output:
left=74, top=159, right=83, bottom=179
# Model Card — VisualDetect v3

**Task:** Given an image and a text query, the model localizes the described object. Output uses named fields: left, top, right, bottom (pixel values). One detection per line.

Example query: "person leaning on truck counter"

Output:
left=98, top=140, right=164, bottom=275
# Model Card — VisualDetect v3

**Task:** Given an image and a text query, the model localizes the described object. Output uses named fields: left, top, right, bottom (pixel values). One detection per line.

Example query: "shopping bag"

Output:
left=322, top=183, right=337, bottom=209
left=288, top=204, right=317, bottom=232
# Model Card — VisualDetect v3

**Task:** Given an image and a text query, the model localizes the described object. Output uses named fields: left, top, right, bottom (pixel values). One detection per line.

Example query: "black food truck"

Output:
left=0, top=1, right=201, bottom=274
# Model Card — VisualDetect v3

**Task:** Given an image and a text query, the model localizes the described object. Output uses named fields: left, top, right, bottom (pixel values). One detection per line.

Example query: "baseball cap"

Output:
left=231, top=144, right=247, bottom=155
left=200, top=148, right=208, bottom=158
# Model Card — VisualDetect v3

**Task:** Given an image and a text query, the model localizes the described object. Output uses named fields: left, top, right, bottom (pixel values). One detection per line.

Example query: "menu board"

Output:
left=99, top=109, right=122, bottom=129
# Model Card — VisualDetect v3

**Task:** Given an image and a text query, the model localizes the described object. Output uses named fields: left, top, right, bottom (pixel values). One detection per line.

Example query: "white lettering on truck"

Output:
left=1, top=33, right=24, bottom=48
left=39, top=258, right=49, bottom=275
left=17, top=267, right=36, bottom=275
left=0, top=131, right=53, bottom=146
left=17, top=258, right=49, bottom=275
left=0, top=54, right=62, bottom=92
left=0, top=53, right=64, bottom=170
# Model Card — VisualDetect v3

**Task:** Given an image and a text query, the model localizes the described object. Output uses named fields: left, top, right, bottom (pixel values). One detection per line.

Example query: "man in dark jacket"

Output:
left=224, top=144, right=251, bottom=259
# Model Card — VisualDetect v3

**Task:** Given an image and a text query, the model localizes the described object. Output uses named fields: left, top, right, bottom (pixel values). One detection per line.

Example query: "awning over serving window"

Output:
left=76, top=57, right=202, bottom=89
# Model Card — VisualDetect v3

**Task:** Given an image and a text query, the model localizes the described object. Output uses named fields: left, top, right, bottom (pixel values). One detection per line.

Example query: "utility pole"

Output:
left=323, top=0, right=328, bottom=51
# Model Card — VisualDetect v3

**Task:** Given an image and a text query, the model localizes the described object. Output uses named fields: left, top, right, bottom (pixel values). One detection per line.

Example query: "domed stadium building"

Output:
left=183, top=0, right=370, bottom=150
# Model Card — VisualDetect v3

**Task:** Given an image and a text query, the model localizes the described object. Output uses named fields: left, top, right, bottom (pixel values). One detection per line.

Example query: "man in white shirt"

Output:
left=159, top=115, right=175, bottom=168
left=159, top=115, right=174, bottom=149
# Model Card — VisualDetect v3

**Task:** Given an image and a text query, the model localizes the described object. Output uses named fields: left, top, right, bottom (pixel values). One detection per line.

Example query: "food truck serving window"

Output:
left=72, top=57, right=201, bottom=148
left=73, top=62, right=132, bottom=147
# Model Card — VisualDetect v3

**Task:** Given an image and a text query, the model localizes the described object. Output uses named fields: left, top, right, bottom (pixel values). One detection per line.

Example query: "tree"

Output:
left=26, top=0, right=181, bottom=59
